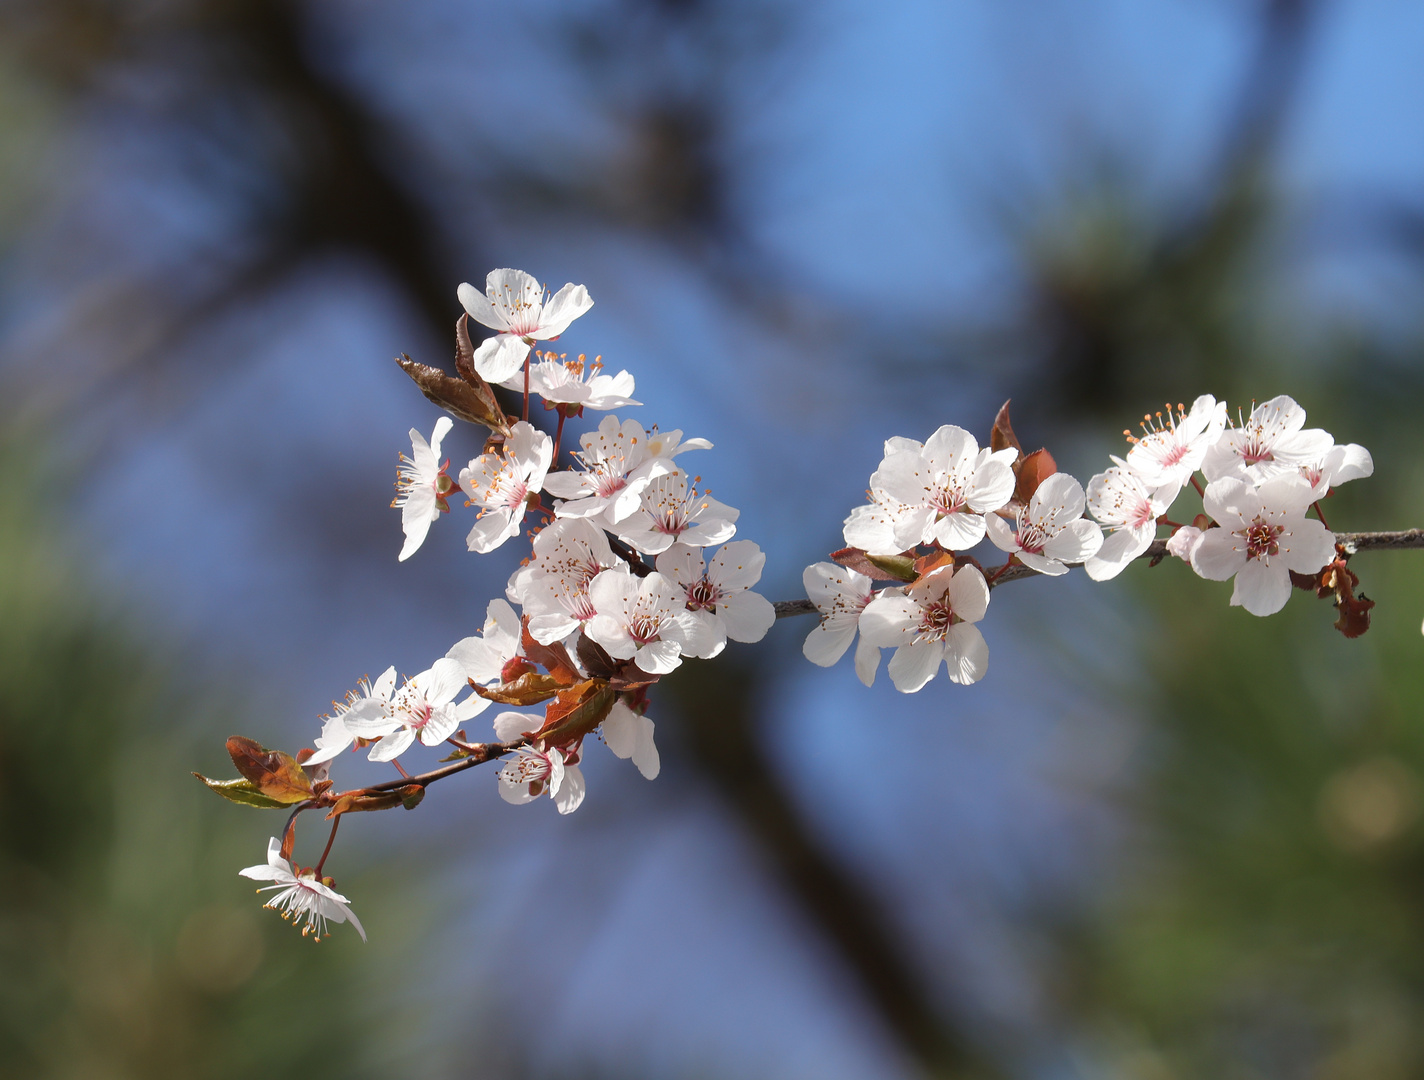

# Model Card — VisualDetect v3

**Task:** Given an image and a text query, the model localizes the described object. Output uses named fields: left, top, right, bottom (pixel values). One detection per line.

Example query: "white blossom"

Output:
left=393, top=417, right=456, bottom=562
left=239, top=838, right=366, bottom=942
left=459, top=421, right=553, bottom=554
left=1190, top=475, right=1336, bottom=616
left=841, top=489, right=916, bottom=557
left=655, top=540, right=776, bottom=658
left=343, top=658, right=484, bottom=762
left=496, top=738, right=585, bottom=815
left=1084, top=460, right=1180, bottom=581
left=601, top=700, right=660, bottom=780
left=509, top=518, right=622, bottom=645
left=858, top=564, right=991, bottom=692
left=585, top=568, right=717, bottom=674
left=502, top=352, right=639, bottom=411
left=1124, top=395, right=1227, bottom=488
left=306, top=666, right=398, bottom=766
left=446, top=598, right=523, bottom=685
left=457, top=268, right=594, bottom=384
left=615, top=470, right=739, bottom=555
left=800, top=562, right=884, bottom=686
left=1165, top=525, right=1205, bottom=564
left=1300, top=441, right=1374, bottom=499
left=867, top=425, right=1018, bottom=552
left=543, top=416, right=674, bottom=525
left=1202, top=395, right=1334, bottom=484
left=984, top=472, right=1103, bottom=576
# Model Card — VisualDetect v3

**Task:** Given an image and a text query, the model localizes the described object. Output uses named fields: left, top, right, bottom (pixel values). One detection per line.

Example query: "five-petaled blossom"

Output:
left=859, top=563, right=991, bottom=692
left=343, top=658, right=486, bottom=762
left=459, top=421, right=554, bottom=554
left=509, top=518, right=622, bottom=645
left=239, top=837, right=366, bottom=941
left=306, top=666, right=398, bottom=766
left=457, top=268, right=594, bottom=384
left=393, top=416, right=457, bottom=562
left=1084, top=461, right=1181, bottom=582
left=984, top=472, right=1104, bottom=575
left=615, top=470, right=739, bottom=555
left=1189, top=475, right=1336, bottom=616
left=543, top=416, right=679, bottom=526
left=504, top=352, right=639, bottom=412
left=1202, top=395, right=1334, bottom=484
left=492, top=711, right=586, bottom=815
left=655, top=540, right=776, bottom=659
left=586, top=568, right=718, bottom=674
left=859, top=425, right=1018, bottom=553
left=800, top=562, right=884, bottom=687
left=1124, top=395, right=1227, bottom=488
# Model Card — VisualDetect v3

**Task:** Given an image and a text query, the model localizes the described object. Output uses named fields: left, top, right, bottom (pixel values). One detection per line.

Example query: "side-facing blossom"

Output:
left=459, top=421, right=553, bottom=554
left=457, top=268, right=593, bottom=383
left=655, top=541, right=776, bottom=658
left=984, top=472, right=1103, bottom=576
left=615, top=470, right=739, bottom=555
left=492, top=711, right=586, bottom=815
left=858, top=564, right=991, bottom=692
left=1202, top=395, right=1334, bottom=483
left=842, top=488, right=916, bottom=557
left=1190, top=475, right=1336, bottom=616
left=446, top=598, right=523, bottom=685
left=601, top=699, right=660, bottom=780
left=1300, top=441, right=1374, bottom=499
left=510, top=518, right=621, bottom=645
left=1084, top=460, right=1181, bottom=581
left=543, top=416, right=673, bottom=525
left=585, top=568, right=717, bottom=674
left=801, top=562, right=883, bottom=686
left=1125, top=395, right=1227, bottom=488
left=306, top=666, right=398, bottom=766
left=393, top=416, right=456, bottom=562
left=502, top=353, right=639, bottom=412
left=342, top=658, right=485, bottom=762
left=239, top=837, right=366, bottom=941
left=868, top=425, right=1018, bottom=552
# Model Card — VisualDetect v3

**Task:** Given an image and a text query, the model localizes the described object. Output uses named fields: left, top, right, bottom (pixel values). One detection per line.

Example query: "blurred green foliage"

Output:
left=0, top=445, right=403, bottom=1080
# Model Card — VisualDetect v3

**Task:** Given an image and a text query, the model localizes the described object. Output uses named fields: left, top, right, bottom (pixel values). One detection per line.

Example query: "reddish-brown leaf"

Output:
left=576, top=633, right=618, bottom=680
left=472, top=671, right=565, bottom=706
left=396, top=354, right=511, bottom=437
left=225, top=736, right=314, bottom=805
left=829, top=546, right=916, bottom=583
left=1013, top=448, right=1058, bottom=505
left=912, top=550, right=956, bottom=578
left=324, top=784, right=426, bottom=819
left=990, top=399, right=1022, bottom=458
left=535, top=680, right=616, bottom=748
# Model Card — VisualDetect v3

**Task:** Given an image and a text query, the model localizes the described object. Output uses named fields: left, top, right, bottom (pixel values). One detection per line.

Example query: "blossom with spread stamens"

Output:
left=1202, top=395, right=1334, bottom=483
left=585, top=568, right=717, bottom=674
left=866, top=425, right=1018, bottom=552
left=858, top=564, right=991, bottom=692
left=655, top=540, right=776, bottom=658
left=984, top=472, right=1103, bottom=576
left=306, top=666, right=398, bottom=766
left=496, top=739, right=585, bottom=815
left=457, top=269, right=594, bottom=383
left=501, top=351, right=639, bottom=412
left=459, top=421, right=553, bottom=554
left=543, top=416, right=674, bottom=525
left=239, top=837, right=366, bottom=941
left=343, top=658, right=484, bottom=762
left=393, top=417, right=457, bottom=561
left=1124, top=395, right=1227, bottom=488
left=1083, top=460, right=1181, bottom=581
left=1190, top=475, right=1336, bottom=616
left=801, top=562, right=884, bottom=686
left=614, top=470, right=739, bottom=555
left=509, top=519, right=621, bottom=645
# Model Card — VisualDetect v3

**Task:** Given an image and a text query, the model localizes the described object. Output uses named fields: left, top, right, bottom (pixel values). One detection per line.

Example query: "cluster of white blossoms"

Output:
left=220, top=269, right=776, bottom=940
left=804, top=395, right=1372, bottom=691
left=211, top=265, right=1384, bottom=945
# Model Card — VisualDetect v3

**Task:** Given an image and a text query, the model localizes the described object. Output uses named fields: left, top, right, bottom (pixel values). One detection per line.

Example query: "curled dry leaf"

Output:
left=396, top=354, right=512, bottom=437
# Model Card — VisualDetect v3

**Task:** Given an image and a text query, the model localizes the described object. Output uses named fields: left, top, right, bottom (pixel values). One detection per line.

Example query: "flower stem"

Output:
left=522, top=352, right=531, bottom=423
left=315, top=815, right=341, bottom=877
left=1313, top=501, right=1332, bottom=530
left=553, top=409, right=567, bottom=466
left=1190, top=474, right=1205, bottom=497
left=986, top=556, right=1019, bottom=585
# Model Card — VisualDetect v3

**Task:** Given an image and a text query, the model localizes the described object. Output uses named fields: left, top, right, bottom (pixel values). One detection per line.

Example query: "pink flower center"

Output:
left=686, top=578, right=721, bottom=611
left=1016, top=516, right=1049, bottom=555
left=1245, top=520, right=1283, bottom=559
left=916, top=595, right=961, bottom=643
left=1241, top=437, right=1274, bottom=466
left=629, top=610, right=666, bottom=644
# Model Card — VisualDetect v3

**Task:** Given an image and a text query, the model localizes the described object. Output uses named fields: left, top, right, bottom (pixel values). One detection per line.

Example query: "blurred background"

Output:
left=2, top=0, right=1424, bottom=1077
